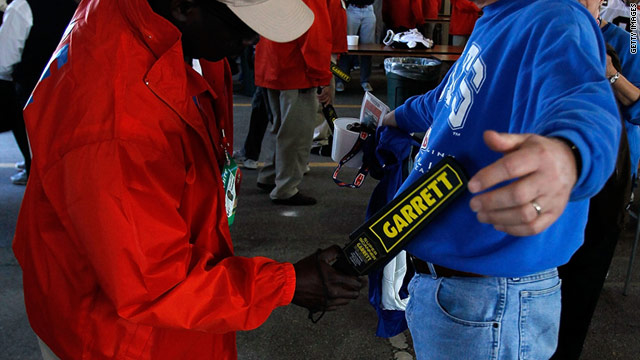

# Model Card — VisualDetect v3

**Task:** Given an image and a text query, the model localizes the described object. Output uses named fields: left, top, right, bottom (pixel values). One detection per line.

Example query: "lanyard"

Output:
left=193, top=94, right=231, bottom=166
left=192, top=94, right=241, bottom=225
left=332, top=130, right=373, bottom=189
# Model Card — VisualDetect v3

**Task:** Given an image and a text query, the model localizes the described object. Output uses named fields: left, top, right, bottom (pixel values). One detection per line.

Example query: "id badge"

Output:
left=222, top=158, right=242, bottom=226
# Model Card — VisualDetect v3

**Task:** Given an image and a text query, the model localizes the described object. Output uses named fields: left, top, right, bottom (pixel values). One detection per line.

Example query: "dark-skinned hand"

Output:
left=292, top=245, right=366, bottom=312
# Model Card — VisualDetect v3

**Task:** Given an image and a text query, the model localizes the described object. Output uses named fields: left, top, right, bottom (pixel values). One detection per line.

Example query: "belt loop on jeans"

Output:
left=426, top=262, right=438, bottom=280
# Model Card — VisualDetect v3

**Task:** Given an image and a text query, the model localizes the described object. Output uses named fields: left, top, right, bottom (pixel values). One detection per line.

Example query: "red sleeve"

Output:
left=412, top=0, right=424, bottom=26
left=329, top=0, right=348, bottom=53
left=299, top=0, right=332, bottom=86
left=453, top=0, right=480, bottom=13
left=42, top=140, right=296, bottom=333
left=423, top=0, right=440, bottom=19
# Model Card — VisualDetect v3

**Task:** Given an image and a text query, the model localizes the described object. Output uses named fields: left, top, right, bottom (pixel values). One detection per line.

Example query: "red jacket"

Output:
left=383, top=0, right=424, bottom=30
left=329, top=0, right=348, bottom=54
left=449, top=0, right=480, bottom=36
left=423, top=0, right=442, bottom=20
left=12, top=0, right=295, bottom=359
left=254, top=0, right=332, bottom=89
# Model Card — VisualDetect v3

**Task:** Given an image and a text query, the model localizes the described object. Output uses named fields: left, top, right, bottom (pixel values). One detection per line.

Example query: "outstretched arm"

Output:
left=468, top=131, right=578, bottom=236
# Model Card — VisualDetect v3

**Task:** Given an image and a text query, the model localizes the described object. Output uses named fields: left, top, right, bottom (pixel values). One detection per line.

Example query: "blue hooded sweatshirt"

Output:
left=393, top=0, right=620, bottom=278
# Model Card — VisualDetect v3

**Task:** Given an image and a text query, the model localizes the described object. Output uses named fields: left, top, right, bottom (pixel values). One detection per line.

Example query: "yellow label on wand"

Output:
left=337, top=157, right=467, bottom=275
left=330, top=62, right=351, bottom=83
left=370, top=164, right=463, bottom=253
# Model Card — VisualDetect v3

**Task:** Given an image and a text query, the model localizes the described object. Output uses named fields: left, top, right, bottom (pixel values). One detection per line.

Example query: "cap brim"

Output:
left=225, top=0, right=314, bottom=43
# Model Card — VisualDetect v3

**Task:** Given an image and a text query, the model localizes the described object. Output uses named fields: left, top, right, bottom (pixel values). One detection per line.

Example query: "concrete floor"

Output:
left=1, top=65, right=639, bottom=359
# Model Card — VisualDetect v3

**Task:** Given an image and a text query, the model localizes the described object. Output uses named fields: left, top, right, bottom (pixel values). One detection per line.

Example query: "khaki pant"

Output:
left=259, top=88, right=318, bottom=199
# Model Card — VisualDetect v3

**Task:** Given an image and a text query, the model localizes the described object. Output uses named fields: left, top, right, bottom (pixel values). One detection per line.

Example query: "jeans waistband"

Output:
left=506, top=268, right=558, bottom=284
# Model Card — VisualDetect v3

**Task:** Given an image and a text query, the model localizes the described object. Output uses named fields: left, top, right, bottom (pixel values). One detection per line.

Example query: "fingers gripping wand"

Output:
left=317, top=87, right=339, bottom=134
left=316, top=62, right=352, bottom=134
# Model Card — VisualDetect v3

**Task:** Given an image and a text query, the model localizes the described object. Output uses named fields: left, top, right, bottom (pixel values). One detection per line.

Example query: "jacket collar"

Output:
left=117, top=0, right=181, bottom=59
left=116, top=0, right=216, bottom=161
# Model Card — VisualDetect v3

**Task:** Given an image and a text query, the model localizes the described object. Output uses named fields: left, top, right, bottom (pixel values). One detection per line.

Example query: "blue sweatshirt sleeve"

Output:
left=623, top=98, right=640, bottom=125
left=394, top=70, right=452, bottom=133
left=604, top=24, right=640, bottom=125
left=526, top=7, right=621, bottom=201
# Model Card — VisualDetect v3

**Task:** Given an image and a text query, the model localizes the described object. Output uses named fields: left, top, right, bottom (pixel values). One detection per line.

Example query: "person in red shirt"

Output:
left=382, top=0, right=424, bottom=31
left=12, top=0, right=365, bottom=359
left=450, top=0, right=480, bottom=47
left=254, top=0, right=333, bottom=205
left=422, top=0, right=441, bottom=19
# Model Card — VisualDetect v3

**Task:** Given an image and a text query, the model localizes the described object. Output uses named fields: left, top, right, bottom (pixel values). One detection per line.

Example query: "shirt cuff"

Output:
left=277, top=262, right=296, bottom=306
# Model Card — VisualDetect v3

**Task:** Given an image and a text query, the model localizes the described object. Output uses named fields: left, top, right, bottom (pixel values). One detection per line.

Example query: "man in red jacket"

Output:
left=12, top=0, right=365, bottom=359
left=254, top=0, right=333, bottom=205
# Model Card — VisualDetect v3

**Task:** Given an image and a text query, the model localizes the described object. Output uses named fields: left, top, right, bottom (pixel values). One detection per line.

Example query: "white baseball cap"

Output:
left=217, top=0, right=315, bottom=43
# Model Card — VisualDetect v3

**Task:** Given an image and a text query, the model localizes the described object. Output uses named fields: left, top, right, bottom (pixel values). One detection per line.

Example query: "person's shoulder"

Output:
left=518, top=0, right=598, bottom=36
left=604, top=21, right=632, bottom=38
left=522, top=0, right=591, bottom=20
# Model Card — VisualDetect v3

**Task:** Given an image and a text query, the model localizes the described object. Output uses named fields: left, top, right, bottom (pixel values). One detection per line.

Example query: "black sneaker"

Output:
left=272, top=192, right=317, bottom=206
left=310, top=146, right=321, bottom=155
left=257, top=182, right=276, bottom=192
left=319, top=143, right=332, bottom=157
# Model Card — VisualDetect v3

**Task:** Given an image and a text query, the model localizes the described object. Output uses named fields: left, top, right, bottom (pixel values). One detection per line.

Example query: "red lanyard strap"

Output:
left=332, top=130, right=373, bottom=189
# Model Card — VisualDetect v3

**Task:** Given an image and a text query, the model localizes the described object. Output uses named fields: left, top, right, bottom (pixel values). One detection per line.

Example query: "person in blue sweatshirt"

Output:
left=379, top=0, right=621, bottom=358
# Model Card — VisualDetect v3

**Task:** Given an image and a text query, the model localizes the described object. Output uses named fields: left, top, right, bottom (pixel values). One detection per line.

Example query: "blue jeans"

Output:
left=406, top=268, right=561, bottom=359
left=338, top=5, right=376, bottom=84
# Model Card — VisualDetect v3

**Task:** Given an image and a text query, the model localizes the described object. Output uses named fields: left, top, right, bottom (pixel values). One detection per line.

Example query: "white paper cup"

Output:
left=347, top=35, right=359, bottom=46
left=332, top=118, right=363, bottom=168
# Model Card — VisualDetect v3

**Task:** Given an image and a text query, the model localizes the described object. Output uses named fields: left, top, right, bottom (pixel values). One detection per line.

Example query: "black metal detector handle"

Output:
left=317, top=87, right=338, bottom=134
left=332, top=254, right=358, bottom=276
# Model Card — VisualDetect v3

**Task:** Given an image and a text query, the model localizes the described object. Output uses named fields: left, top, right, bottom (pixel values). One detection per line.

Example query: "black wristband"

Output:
left=553, top=137, right=582, bottom=179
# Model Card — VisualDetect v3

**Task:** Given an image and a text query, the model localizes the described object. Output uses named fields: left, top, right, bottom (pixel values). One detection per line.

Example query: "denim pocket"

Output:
left=434, top=277, right=500, bottom=326
left=519, top=279, right=562, bottom=360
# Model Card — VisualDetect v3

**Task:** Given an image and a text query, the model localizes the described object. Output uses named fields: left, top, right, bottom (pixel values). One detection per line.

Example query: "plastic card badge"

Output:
left=222, top=158, right=241, bottom=226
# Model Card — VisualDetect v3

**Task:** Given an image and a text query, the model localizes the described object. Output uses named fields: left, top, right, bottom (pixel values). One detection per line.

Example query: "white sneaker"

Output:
left=243, top=159, right=258, bottom=170
left=336, top=82, right=345, bottom=92
left=15, top=161, right=25, bottom=170
left=10, top=170, right=27, bottom=185
left=304, top=164, right=311, bottom=175
left=362, top=82, right=373, bottom=92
